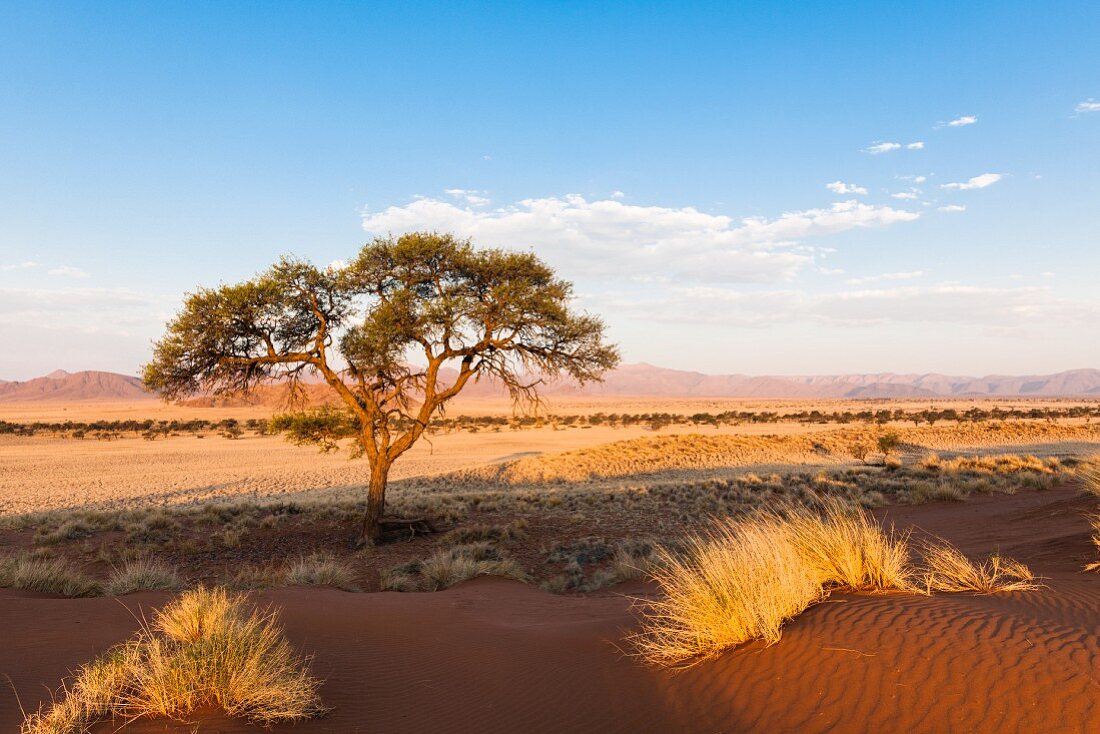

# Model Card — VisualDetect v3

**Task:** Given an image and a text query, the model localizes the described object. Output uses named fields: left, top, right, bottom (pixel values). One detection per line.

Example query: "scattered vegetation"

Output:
left=22, top=587, right=325, bottom=733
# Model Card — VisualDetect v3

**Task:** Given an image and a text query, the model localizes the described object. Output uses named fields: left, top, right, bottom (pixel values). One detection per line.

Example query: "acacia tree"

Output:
left=143, top=232, right=619, bottom=544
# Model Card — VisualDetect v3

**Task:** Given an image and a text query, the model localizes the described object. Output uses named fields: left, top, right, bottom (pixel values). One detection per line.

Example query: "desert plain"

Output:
left=3, top=391, right=1100, bottom=732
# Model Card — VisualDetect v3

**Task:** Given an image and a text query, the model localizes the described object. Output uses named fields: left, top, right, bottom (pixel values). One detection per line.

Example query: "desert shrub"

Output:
left=381, top=543, right=527, bottom=592
left=443, top=519, right=528, bottom=545
left=0, top=555, right=100, bottom=597
left=900, top=481, right=967, bottom=505
left=920, top=542, right=1040, bottom=593
left=22, top=587, right=325, bottom=733
left=105, top=558, right=182, bottom=596
left=284, top=554, right=359, bottom=591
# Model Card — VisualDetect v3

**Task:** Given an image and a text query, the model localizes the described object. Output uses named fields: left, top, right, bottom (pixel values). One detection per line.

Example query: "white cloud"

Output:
left=845, top=270, right=925, bottom=285
left=864, top=142, right=901, bottom=155
left=1, top=261, right=37, bottom=272
left=915, top=175, right=927, bottom=183
left=826, top=181, right=868, bottom=195
left=0, top=287, right=149, bottom=313
left=947, top=115, right=978, bottom=127
left=47, top=266, right=90, bottom=279
left=592, top=284, right=1100, bottom=330
left=1075, top=99, right=1100, bottom=113
left=941, top=173, right=1002, bottom=190
left=906, top=141, right=925, bottom=150
left=610, top=190, right=626, bottom=200
left=938, top=204, right=966, bottom=213
left=444, top=188, right=491, bottom=206
left=361, top=193, right=920, bottom=283
left=891, top=191, right=920, bottom=200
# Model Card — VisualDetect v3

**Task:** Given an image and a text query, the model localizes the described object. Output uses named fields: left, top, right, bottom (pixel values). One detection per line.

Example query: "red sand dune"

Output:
left=3, top=487, right=1100, bottom=733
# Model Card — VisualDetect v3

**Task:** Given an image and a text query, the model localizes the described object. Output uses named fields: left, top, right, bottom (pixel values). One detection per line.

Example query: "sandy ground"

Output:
left=2, top=485, right=1098, bottom=733
left=4, top=403, right=1100, bottom=516
left=0, top=423, right=850, bottom=515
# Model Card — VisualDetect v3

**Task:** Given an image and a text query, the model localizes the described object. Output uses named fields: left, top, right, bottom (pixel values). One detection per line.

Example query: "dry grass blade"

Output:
left=921, top=542, right=1041, bottom=593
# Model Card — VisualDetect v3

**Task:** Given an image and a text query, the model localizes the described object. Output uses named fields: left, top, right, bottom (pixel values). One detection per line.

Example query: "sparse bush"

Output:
left=105, top=558, right=182, bottom=596
left=284, top=554, right=359, bottom=591
left=381, top=543, right=527, bottom=592
left=0, top=555, right=100, bottom=597
left=22, top=587, right=325, bottom=733
left=920, top=542, right=1040, bottom=593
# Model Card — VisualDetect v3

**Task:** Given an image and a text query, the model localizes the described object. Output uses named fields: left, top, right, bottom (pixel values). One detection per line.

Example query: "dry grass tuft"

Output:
left=632, top=517, right=824, bottom=665
left=783, top=500, right=916, bottom=592
left=920, top=542, right=1040, bottom=593
left=381, top=543, right=527, bottom=592
left=1080, top=457, right=1100, bottom=498
left=0, top=555, right=100, bottom=597
left=632, top=501, right=1038, bottom=666
left=284, top=554, right=360, bottom=591
left=22, top=586, right=325, bottom=733
left=104, top=557, right=182, bottom=596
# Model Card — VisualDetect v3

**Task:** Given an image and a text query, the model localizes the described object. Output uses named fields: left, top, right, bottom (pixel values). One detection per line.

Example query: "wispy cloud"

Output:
left=941, top=173, right=1002, bottom=190
left=1075, top=99, right=1100, bottom=113
left=362, top=193, right=920, bottom=283
left=845, top=270, right=925, bottom=285
left=864, top=142, right=901, bottom=155
left=906, top=141, right=925, bottom=150
left=443, top=188, right=491, bottom=206
left=826, top=181, right=867, bottom=195
left=938, top=204, right=967, bottom=212
left=891, top=190, right=920, bottom=200
left=1, top=261, right=37, bottom=272
left=47, top=266, right=90, bottom=279
left=946, top=115, right=978, bottom=127
left=592, top=284, right=1100, bottom=330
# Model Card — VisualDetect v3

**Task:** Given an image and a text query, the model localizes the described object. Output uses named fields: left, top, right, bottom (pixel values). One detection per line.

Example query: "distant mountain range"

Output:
left=4, top=365, right=1100, bottom=403
left=0, top=370, right=151, bottom=403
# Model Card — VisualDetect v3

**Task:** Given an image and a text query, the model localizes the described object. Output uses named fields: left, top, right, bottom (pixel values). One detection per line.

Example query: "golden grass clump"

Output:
left=783, top=501, right=916, bottom=592
left=633, top=519, right=825, bottom=665
left=633, top=502, right=1040, bottom=666
left=920, top=542, right=1040, bottom=593
left=0, top=555, right=100, bottom=598
left=22, top=586, right=325, bottom=733
left=1080, top=457, right=1100, bottom=497
left=104, top=557, right=182, bottom=596
left=284, top=553, right=360, bottom=591
left=1086, top=515, right=1100, bottom=572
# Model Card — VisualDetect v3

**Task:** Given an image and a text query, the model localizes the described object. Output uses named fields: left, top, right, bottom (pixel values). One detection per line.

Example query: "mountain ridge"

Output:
left=4, top=365, right=1100, bottom=403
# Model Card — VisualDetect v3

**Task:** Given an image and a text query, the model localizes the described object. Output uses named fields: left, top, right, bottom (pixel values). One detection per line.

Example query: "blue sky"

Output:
left=1, top=2, right=1098, bottom=380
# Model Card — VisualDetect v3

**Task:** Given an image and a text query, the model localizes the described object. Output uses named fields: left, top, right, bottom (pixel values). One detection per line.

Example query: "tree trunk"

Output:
left=359, top=459, right=389, bottom=546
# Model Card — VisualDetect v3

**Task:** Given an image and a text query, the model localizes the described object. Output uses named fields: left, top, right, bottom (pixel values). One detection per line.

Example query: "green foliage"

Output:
left=877, top=432, right=901, bottom=455
left=269, top=407, right=358, bottom=454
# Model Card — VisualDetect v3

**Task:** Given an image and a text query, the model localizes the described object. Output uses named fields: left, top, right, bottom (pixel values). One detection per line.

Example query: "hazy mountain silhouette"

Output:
left=5, top=365, right=1100, bottom=403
